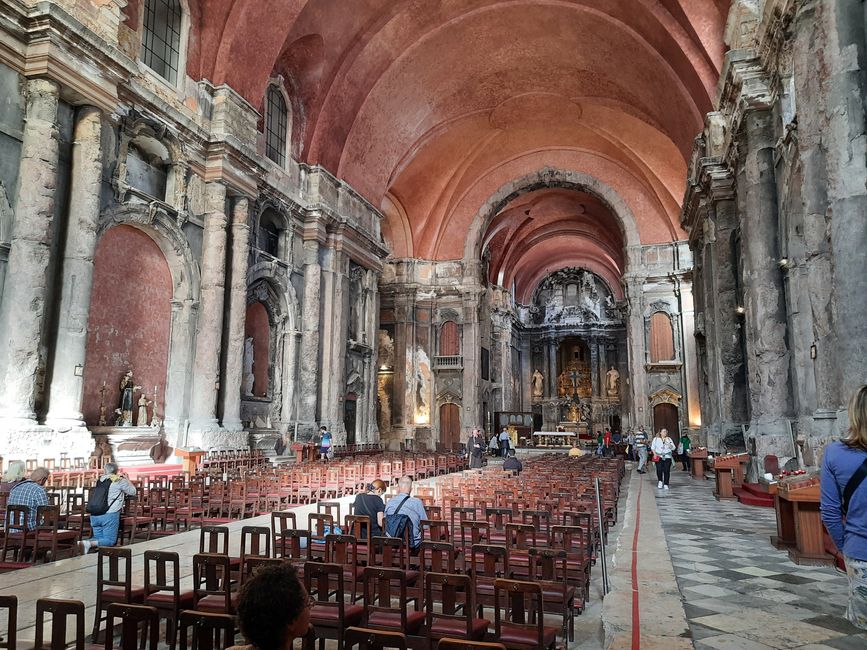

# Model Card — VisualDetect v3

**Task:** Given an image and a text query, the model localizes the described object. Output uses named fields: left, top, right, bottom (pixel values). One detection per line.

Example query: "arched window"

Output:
left=141, top=0, right=184, bottom=85
left=649, top=312, right=676, bottom=362
left=265, top=84, right=288, bottom=166
left=439, top=321, right=460, bottom=356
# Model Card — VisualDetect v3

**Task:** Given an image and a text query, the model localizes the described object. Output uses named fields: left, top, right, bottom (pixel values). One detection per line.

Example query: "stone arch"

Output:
left=463, top=167, right=641, bottom=271
left=95, top=204, right=200, bottom=433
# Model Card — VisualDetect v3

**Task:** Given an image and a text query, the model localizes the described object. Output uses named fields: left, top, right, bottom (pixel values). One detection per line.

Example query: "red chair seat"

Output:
left=430, top=617, right=490, bottom=640
left=367, top=610, right=426, bottom=634
left=497, top=625, right=559, bottom=648
left=145, top=590, right=195, bottom=606
left=196, top=594, right=239, bottom=612
left=541, top=585, right=576, bottom=603
left=100, top=586, right=146, bottom=602
left=310, top=604, right=364, bottom=625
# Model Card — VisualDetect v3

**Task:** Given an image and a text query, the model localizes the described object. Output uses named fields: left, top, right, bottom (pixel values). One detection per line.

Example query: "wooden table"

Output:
left=290, top=442, right=316, bottom=463
left=688, top=449, right=708, bottom=480
left=713, top=453, right=750, bottom=501
left=175, top=448, right=207, bottom=475
left=772, top=481, right=834, bottom=566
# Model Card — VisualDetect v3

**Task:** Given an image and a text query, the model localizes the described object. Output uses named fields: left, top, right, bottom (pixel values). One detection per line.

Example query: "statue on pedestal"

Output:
left=119, top=370, right=140, bottom=427
left=243, top=337, right=255, bottom=397
left=137, top=392, right=152, bottom=427
left=531, top=369, right=544, bottom=397
left=606, top=366, right=620, bottom=398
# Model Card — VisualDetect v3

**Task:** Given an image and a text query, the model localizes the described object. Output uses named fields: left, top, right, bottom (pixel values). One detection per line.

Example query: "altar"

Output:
left=532, top=431, right=576, bottom=447
left=91, top=426, right=165, bottom=467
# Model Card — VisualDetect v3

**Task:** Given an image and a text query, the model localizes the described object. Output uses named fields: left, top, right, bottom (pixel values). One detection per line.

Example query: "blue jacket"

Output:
left=820, top=440, right=867, bottom=561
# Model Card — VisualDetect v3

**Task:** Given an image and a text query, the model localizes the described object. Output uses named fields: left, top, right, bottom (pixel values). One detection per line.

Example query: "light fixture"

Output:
left=735, top=306, right=745, bottom=315
left=777, top=257, right=790, bottom=269
left=810, top=344, right=817, bottom=360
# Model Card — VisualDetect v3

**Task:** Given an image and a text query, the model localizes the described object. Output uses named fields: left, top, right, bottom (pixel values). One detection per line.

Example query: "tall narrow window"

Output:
left=265, top=85, right=288, bottom=166
left=649, top=312, right=676, bottom=362
left=141, top=0, right=183, bottom=84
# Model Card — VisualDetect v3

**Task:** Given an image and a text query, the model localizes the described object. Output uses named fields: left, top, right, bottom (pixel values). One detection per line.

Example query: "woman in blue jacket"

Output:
left=821, top=385, right=867, bottom=630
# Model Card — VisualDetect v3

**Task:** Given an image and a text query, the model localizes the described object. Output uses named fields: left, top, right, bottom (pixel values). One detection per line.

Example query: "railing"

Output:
left=433, top=355, right=463, bottom=369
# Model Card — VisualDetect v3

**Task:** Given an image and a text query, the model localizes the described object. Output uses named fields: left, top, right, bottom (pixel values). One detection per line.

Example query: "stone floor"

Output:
left=653, top=464, right=867, bottom=650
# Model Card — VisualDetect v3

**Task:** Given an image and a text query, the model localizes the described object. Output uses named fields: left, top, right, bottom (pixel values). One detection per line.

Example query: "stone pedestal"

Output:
left=221, top=197, right=250, bottom=432
left=0, top=79, right=61, bottom=425
left=45, top=106, right=104, bottom=429
left=91, top=426, right=164, bottom=467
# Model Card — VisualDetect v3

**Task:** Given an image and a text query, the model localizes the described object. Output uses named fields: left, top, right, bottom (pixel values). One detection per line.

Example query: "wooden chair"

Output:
left=305, top=561, right=364, bottom=650
left=344, top=515, right=372, bottom=564
left=192, top=553, right=237, bottom=615
left=177, top=611, right=235, bottom=650
left=1, top=505, right=31, bottom=562
left=103, top=603, right=160, bottom=650
left=92, top=547, right=145, bottom=643
left=361, top=567, right=425, bottom=635
left=325, top=534, right=364, bottom=602
left=199, top=526, right=240, bottom=571
left=239, top=526, right=271, bottom=581
left=344, top=627, right=408, bottom=650
left=143, top=550, right=195, bottom=650
left=425, top=573, right=489, bottom=643
left=492, top=580, right=558, bottom=650
left=528, top=548, right=575, bottom=641
left=0, top=595, right=17, bottom=650
left=35, top=598, right=86, bottom=650
left=33, top=505, right=79, bottom=563
left=270, top=511, right=297, bottom=555
left=468, top=545, right=509, bottom=618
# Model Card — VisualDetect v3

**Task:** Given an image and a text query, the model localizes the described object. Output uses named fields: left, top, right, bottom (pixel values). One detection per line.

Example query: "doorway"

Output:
left=344, top=394, right=357, bottom=445
left=439, top=403, right=460, bottom=452
left=652, top=403, right=679, bottom=436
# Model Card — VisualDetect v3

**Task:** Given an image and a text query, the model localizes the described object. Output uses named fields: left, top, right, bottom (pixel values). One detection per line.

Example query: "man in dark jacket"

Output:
left=503, top=449, right=522, bottom=474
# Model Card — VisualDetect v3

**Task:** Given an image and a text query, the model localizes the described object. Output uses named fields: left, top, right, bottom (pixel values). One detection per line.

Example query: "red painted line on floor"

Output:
left=631, top=475, right=643, bottom=650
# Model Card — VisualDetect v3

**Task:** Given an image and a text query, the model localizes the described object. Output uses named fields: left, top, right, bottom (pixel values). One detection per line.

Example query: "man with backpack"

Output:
left=384, top=476, right=427, bottom=550
left=78, top=462, right=136, bottom=554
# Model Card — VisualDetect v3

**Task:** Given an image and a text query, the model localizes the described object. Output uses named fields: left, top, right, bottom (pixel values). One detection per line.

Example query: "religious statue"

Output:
left=531, top=369, right=544, bottom=397
left=137, top=393, right=152, bottom=427
left=606, top=366, right=620, bottom=398
left=567, top=402, right=580, bottom=422
left=243, top=337, right=255, bottom=397
left=118, top=370, right=140, bottom=427
left=580, top=401, right=592, bottom=423
left=558, top=371, right=573, bottom=397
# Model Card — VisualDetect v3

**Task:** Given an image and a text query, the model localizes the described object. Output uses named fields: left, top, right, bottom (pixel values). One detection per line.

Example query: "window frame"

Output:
left=139, top=0, right=190, bottom=91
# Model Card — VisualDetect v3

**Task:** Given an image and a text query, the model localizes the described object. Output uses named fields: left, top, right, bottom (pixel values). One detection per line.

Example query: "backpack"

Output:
left=385, top=495, right=414, bottom=545
left=86, top=477, right=120, bottom=515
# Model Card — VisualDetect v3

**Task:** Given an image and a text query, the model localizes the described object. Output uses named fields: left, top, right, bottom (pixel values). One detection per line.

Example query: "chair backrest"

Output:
left=4, top=504, right=29, bottom=532
left=424, top=573, right=477, bottom=638
left=421, top=519, right=450, bottom=542
left=504, top=523, right=537, bottom=551
left=240, top=526, right=271, bottom=564
left=0, top=595, right=17, bottom=650
left=309, top=513, right=334, bottom=541
left=418, top=541, right=456, bottom=576
left=493, top=579, right=545, bottom=645
left=469, top=545, right=509, bottom=582
left=192, top=554, right=232, bottom=611
left=243, top=556, right=284, bottom=580
left=318, top=500, right=341, bottom=522
left=325, top=534, right=358, bottom=567
left=199, top=526, right=229, bottom=555
left=304, top=561, right=348, bottom=620
left=484, top=508, right=513, bottom=530
left=143, top=551, right=181, bottom=599
left=528, top=547, right=568, bottom=583
left=520, top=510, right=552, bottom=538
left=275, top=529, right=311, bottom=561
left=362, top=567, right=409, bottom=629
left=178, top=610, right=235, bottom=650
left=104, top=603, right=160, bottom=650
left=371, top=536, right=408, bottom=571
left=450, top=507, right=477, bottom=533
left=270, top=511, right=297, bottom=549
left=436, top=640, right=506, bottom=650
left=97, top=547, right=134, bottom=600
left=345, top=515, right=372, bottom=548
left=458, top=521, right=490, bottom=548
left=34, top=598, right=85, bottom=650
left=344, top=626, right=408, bottom=650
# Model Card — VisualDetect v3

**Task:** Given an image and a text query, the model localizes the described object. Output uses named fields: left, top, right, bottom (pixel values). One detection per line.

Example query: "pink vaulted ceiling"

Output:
left=484, top=188, right=626, bottom=303
left=181, top=0, right=727, bottom=265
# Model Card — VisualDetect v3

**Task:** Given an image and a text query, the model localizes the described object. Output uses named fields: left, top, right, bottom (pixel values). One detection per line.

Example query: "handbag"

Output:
left=651, top=454, right=661, bottom=463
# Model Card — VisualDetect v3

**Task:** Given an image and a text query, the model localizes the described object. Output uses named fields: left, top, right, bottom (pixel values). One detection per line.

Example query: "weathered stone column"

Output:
left=220, top=196, right=250, bottom=432
left=825, top=0, right=867, bottom=400
left=739, top=109, right=792, bottom=453
left=546, top=338, right=558, bottom=400
left=279, top=329, right=300, bottom=429
left=624, top=274, right=648, bottom=429
left=318, top=247, right=349, bottom=442
left=188, top=182, right=229, bottom=440
left=0, top=79, right=61, bottom=425
left=164, top=298, right=196, bottom=440
left=364, top=270, right=380, bottom=441
left=298, top=238, right=322, bottom=437
left=460, top=289, right=481, bottom=432
left=45, top=106, right=104, bottom=429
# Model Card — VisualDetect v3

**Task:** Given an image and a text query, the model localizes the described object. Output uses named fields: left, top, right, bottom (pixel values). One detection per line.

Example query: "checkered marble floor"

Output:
left=651, top=466, right=867, bottom=649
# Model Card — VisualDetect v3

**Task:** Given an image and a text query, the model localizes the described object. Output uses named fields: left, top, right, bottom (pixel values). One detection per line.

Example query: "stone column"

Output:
left=460, top=289, right=481, bottom=432
left=44, top=106, right=103, bottom=429
left=0, top=79, right=61, bottom=425
left=220, top=197, right=250, bottom=432
left=164, top=298, right=196, bottom=442
left=318, top=248, right=349, bottom=442
left=364, top=271, right=380, bottom=441
left=825, top=0, right=867, bottom=400
left=188, top=182, right=229, bottom=439
left=279, top=329, right=300, bottom=428
left=298, top=239, right=322, bottom=437
left=624, top=274, right=648, bottom=429
left=547, top=339, right=558, bottom=400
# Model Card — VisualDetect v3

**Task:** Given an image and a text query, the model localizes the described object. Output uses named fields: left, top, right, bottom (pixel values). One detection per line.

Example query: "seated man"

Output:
left=503, top=449, right=523, bottom=473
left=384, top=476, right=427, bottom=549
left=231, top=562, right=312, bottom=650
left=8, top=467, right=50, bottom=530
left=568, top=441, right=585, bottom=457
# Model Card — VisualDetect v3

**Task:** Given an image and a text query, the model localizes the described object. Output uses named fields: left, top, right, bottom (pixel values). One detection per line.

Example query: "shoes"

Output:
left=657, top=481, right=663, bottom=488
left=78, top=540, right=91, bottom=555
left=663, top=485, right=670, bottom=490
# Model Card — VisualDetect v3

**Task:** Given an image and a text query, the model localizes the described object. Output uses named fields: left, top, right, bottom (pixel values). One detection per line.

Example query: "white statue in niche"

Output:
left=243, top=337, right=255, bottom=397
left=531, top=369, right=544, bottom=397
left=606, top=366, right=620, bottom=398
left=136, top=393, right=151, bottom=427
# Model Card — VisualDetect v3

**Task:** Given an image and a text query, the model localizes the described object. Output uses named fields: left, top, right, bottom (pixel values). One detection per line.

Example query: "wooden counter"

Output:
left=688, top=448, right=708, bottom=480
left=772, top=481, right=834, bottom=566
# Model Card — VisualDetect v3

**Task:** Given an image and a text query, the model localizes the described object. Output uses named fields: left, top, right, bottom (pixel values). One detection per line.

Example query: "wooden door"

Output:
left=439, top=403, right=460, bottom=452
left=653, top=403, right=679, bottom=436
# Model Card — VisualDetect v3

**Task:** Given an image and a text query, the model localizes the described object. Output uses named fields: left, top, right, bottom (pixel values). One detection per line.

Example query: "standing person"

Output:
left=634, top=427, right=648, bottom=473
left=7, top=467, right=50, bottom=530
left=384, top=476, right=427, bottom=549
left=353, top=479, right=387, bottom=539
left=318, top=426, right=332, bottom=461
left=651, top=429, right=676, bottom=490
left=603, top=429, right=613, bottom=457
left=79, top=462, right=136, bottom=553
left=498, top=427, right=511, bottom=458
left=679, top=431, right=692, bottom=471
left=821, top=385, right=867, bottom=631
left=626, top=430, right=636, bottom=461
left=488, top=433, right=498, bottom=457
left=469, top=429, right=484, bottom=469
left=596, top=431, right=603, bottom=456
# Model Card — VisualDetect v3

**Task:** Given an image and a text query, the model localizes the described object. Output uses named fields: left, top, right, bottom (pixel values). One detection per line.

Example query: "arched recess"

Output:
left=245, top=266, right=301, bottom=429
left=89, top=204, right=200, bottom=435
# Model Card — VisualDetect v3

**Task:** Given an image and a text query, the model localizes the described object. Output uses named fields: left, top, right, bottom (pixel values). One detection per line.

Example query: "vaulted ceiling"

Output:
left=159, top=0, right=728, bottom=296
